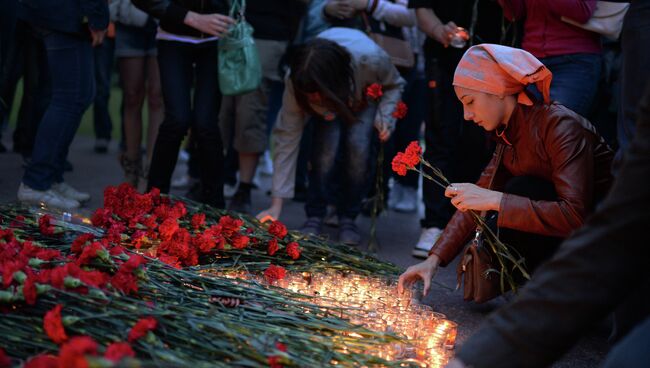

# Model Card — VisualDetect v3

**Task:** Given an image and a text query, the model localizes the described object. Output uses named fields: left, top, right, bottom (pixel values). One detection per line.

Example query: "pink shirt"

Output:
left=499, top=0, right=602, bottom=58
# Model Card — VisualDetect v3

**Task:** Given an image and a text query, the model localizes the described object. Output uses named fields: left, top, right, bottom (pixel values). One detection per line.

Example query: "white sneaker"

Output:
left=178, top=149, right=190, bottom=163
left=388, top=181, right=404, bottom=210
left=18, top=183, right=80, bottom=210
left=52, top=182, right=90, bottom=203
left=224, top=182, right=238, bottom=199
left=394, top=186, right=418, bottom=213
left=412, top=227, right=443, bottom=258
left=258, top=150, right=273, bottom=176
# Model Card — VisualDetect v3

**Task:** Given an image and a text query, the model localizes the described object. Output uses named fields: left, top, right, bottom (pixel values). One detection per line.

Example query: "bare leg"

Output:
left=145, top=55, right=163, bottom=168
left=118, top=56, right=146, bottom=186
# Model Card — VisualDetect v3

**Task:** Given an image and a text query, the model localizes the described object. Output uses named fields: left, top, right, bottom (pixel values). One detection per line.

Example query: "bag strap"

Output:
left=475, top=143, right=506, bottom=237
left=229, top=0, right=246, bottom=20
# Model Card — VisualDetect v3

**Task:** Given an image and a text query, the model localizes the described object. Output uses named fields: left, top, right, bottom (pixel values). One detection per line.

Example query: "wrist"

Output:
left=426, top=254, right=440, bottom=266
left=492, top=191, right=504, bottom=211
left=271, top=197, right=284, bottom=208
left=184, top=11, right=198, bottom=27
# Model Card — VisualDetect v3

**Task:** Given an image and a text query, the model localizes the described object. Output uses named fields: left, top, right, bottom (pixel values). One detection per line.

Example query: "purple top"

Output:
left=499, top=0, right=601, bottom=58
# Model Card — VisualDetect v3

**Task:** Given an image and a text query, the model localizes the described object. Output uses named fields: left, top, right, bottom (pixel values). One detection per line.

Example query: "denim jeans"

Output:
left=147, top=40, right=224, bottom=208
left=23, top=31, right=94, bottom=190
left=93, top=36, right=114, bottom=141
left=305, top=107, right=375, bottom=219
left=616, top=0, right=650, bottom=160
left=421, top=57, right=493, bottom=229
left=539, top=53, right=601, bottom=117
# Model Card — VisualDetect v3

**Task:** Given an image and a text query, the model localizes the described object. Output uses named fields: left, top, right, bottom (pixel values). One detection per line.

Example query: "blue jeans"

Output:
left=93, top=36, right=114, bottom=141
left=23, top=31, right=94, bottom=190
left=539, top=53, right=601, bottom=117
left=305, top=107, right=375, bottom=220
left=616, top=0, right=650, bottom=162
left=147, top=40, right=224, bottom=207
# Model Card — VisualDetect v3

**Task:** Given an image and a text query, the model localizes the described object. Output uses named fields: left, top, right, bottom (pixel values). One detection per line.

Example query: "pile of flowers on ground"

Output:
left=0, top=199, right=412, bottom=367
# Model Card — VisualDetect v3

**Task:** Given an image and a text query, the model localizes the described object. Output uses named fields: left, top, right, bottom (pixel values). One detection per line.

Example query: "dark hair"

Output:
left=289, top=38, right=358, bottom=124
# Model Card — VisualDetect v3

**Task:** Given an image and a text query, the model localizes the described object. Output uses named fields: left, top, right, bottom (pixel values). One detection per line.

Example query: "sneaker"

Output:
left=258, top=150, right=273, bottom=176
left=94, top=138, right=109, bottom=154
left=171, top=174, right=198, bottom=189
left=227, top=189, right=252, bottom=215
left=224, top=182, right=238, bottom=199
left=52, top=182, right=91, bottom=203
left=394, top=186, right=418, bottom=213
left=300, top=217, right=323, bottom=236
left=412, top=227, right=443, bottom=258
left=17, top=183, right=80, bottom=210
left=387, top=182, right=403, bottom=210
left=339, top=218, right=361, bottom=246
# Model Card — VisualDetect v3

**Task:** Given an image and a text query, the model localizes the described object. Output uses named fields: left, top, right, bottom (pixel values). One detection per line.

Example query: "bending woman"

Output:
left=398, top=44, right=614, bottom=296
left=257, top=27, right=405, bottom=244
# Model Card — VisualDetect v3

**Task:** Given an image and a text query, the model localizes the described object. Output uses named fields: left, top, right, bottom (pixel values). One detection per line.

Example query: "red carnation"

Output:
left=24, top=354, right=59, bottom=368
left=391, top=153, right=409, bottom=176
left=268, top=220, right=288, bottom=240
left=76, top=242, right=104, bottom=265
left=392, top=101, right=408, bottom=119
left=268, top=342, right=288, bottom=368
left=158, top=218, right=179, bottom=241
left=191, top=213, right=206, bottom=230
left=38, top=215, right=55, bottom=236
left=267, top=238, right=279, bottom=256
left=44, top=304, right=68, bottom=344
left=404, top=141, right=423, bottom=163
left=219, top=216, right=243, bottom=237
left=104, top=342, right=135, bottom=362
left=366, top=83, right=383, bottom=100
left=23, top=273, right=37, bottom=305
left=285, top=242, right=301, bottom=260
left=264, top=265, right=286, bottom=283
left=111, top=271, right=139, bottom=295
left=128, top=317, right=157, bottom=343
left=58, top=336, right=98, bottom=368
left=230, top=234, right=250, bottom=250
left=121, top=254, right=147, bottom=273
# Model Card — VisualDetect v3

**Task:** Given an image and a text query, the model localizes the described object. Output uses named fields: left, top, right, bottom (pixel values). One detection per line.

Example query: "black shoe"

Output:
left=94, top=138, right=109, bottom=153
left=227, top=189, right=252, bottom=214
left=64, top=160, right=73, bottom=172
left=185, top=182, right=203, bottom=202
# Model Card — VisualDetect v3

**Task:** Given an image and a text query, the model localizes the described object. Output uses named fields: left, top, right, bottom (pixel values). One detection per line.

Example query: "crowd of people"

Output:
left=1, top=0, right=649, bottom=366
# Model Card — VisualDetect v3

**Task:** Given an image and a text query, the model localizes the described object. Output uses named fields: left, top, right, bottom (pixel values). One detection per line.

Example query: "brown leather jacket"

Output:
left=430, top=102, right=614, bottom=266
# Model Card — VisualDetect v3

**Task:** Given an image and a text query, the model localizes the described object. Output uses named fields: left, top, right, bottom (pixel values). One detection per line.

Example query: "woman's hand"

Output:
left=445, top=183, right=503, bottom=212
left=89, top=28, right=106, bottom=47
left=445, top=358, right=468, bottom=368
left=325, top=0, right=356, bottom=19
left=256, top=197, right=284, bottom=222
left=346, top=0, right=370, bottom=11
left=433, top=21, right=459, bottom=47
left=398, top=255, right=440, bottom=297
left=184, top=11, right=235, bottom=37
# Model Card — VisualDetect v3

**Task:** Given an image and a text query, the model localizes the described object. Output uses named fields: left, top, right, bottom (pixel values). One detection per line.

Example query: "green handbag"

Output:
left=218, top=0, right=262, bottom=96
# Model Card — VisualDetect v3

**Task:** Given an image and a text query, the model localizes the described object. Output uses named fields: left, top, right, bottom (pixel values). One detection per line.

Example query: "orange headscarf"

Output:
left=453, top=44, right=553, bottom=106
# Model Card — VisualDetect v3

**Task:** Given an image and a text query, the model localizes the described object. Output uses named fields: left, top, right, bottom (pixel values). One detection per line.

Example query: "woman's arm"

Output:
left=498, top=119, right=597, bottom=237
left=132, top=0, right=233, bottom=36
left=372, top=53, right=406, bottom=140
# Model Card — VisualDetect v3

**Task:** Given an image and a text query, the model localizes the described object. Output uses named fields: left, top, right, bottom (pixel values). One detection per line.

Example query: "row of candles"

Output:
left=219, top=270, right=457, bottom=367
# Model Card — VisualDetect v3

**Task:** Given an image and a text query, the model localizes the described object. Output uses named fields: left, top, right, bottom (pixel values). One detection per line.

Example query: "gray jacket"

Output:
left=271, top=27, right=406, bottom=199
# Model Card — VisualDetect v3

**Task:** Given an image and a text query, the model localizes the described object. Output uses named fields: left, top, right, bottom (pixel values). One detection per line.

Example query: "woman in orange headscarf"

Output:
left=399, top=44, right=614, bottom=297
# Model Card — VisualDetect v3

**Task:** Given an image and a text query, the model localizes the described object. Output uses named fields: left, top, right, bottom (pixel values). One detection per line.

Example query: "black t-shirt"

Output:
left=408, top=0, right=505, bottom=65
left=246, top=0, right=306, bottom=41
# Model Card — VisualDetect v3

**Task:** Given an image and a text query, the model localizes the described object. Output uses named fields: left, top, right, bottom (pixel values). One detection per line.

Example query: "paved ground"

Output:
left=0, top=132, right=609, bottom=366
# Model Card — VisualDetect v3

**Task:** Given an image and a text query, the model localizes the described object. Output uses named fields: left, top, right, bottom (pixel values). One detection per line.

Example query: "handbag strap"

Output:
left=475, top=143, right=506, bottom=237
left=229, top=0, right=246, bottom=20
